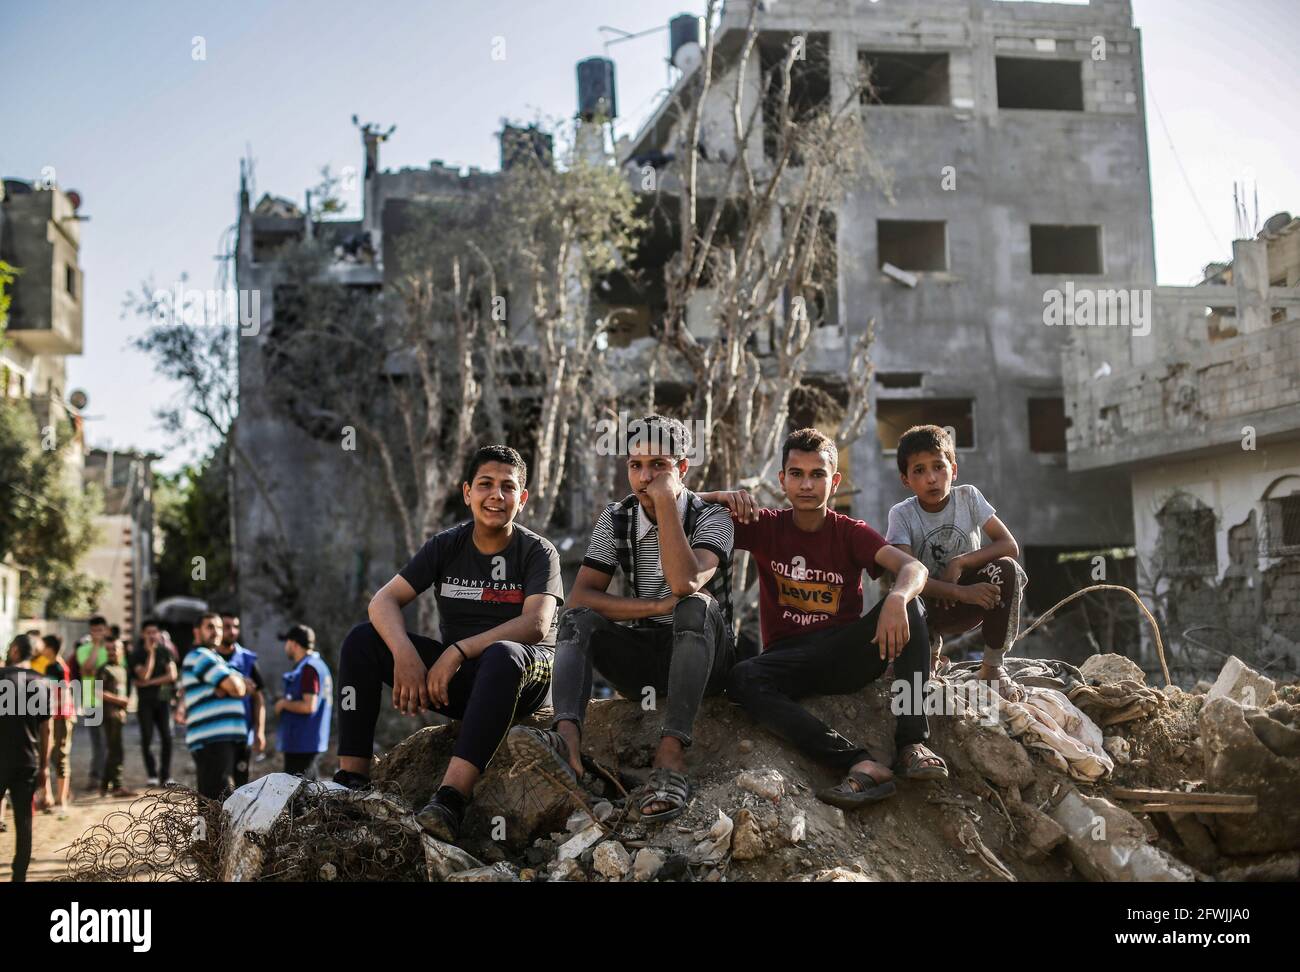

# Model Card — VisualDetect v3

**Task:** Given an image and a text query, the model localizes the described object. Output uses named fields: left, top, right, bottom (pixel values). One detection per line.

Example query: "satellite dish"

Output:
left=69, top=389, right=88, bottom=410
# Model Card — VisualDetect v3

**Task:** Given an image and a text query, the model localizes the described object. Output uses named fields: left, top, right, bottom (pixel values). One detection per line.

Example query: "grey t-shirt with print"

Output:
left=885, top=484, right=996, bottom=577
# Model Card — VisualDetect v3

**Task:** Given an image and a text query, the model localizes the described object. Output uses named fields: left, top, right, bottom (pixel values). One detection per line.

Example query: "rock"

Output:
left=547, top=858, right=586, bottom=882
left=557, top=823, right=605, bottom=862
left=519, top=867, right=537, bottom=882
left=960, top=723, right=1036, bottom=789
left=658, top=853, right=690, bottom=881
left=1194, top=680, right=1214, bottom=695
left=1102, top=736, right=1131, bottom=765
left=1214, top=852, right=1300, bottom=882
left=1247, top=705, right=1300, bottom=759
left=1208, top=656, right=1275, bottom=708
left=422, top=835, right=485, bottom=882
left=221, top=773, right=306, bottom=882
left=812, top=866, right=872, bottom=882
left=730, top=809, right=767, bottom=861
left=592, top=840, right=632, bottom=878
left=373, top=723, right=571, bottom=850
left=448, top=862, right=518, bottom=882
left=736, top=769, right=786, bottom=802
left=790, top=812, right=807, bottom=844
left=1080, top=653, right=1147, bottom=686
left=566, top=809, right=595, bottom=833
left=1201, top=696, right=1300, bottom=855
left=1010, top=803, right=1067, bottom=863
left=632, top=847, right=664, bottom=882
left=691, top=810, right=734, bottom=864
left=319, top=862, right=338, bottom=881
left=702, top=867, right=723, bottom=882
left=1166, top=812, right=1219, bottom=872
left=592, top=801, right=615, bottom=823
left=1050, top=789, right=1196, bottom=881
left=738, top=739, right=754, bottom=754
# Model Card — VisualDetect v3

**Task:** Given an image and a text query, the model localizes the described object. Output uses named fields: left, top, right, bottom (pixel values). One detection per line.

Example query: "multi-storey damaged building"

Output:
left=1065, top=214, right=1300, bottom=676
left=236, top=0, right=1163, bottom=679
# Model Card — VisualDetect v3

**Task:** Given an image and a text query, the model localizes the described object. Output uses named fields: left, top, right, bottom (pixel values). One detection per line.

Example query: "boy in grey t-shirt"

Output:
left=885, top=425, right=1027, bottom=697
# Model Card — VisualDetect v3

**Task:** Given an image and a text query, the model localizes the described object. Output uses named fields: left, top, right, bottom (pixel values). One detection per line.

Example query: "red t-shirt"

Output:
left=733, top=507, right=889, bottom=649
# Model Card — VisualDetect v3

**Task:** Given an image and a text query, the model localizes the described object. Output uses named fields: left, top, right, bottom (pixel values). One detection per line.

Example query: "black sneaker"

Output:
left=332, top=769, right=372, bottom=791
left=416, top=786, right=467, bottom=843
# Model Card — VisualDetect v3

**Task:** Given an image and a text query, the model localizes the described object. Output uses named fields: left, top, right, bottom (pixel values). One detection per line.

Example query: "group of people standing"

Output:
left=1, top=610, right=334, bottom=880
left=330, top=414, right=1025, bottom=843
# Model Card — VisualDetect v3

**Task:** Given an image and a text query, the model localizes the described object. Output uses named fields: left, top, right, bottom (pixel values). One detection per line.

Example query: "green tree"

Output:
left=152, top=443, right=233, bottom=602
left=0, top=400, right=105, bottom=616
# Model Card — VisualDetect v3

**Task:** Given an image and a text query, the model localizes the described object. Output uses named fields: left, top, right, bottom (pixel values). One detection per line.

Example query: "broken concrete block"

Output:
left=807, top=867, right=873, bottom=882
left=592, top=840, right=632, bottom=879
left=631, top=847, right=664, bottom=882
left=736, top=769, right=786, bottom=802
left=1050, top=790, right=1196, bottom=882
left=547, top=858, right=586, bottom=882
left=960, top=723, right=1036, bottom=788
left=1208, top=656, right=1275, bottom=708
left=789, top=812, right=807, bottom=844
left=221, top=773, right=306, bottom=882
left=1102, top=735, right=1131, bottom=765
left=1201, top=696, right=1300, bottom=855
left=730, top=809, right=767, bottom=862
left=1080, top=653, right=1146, bottom=686
left=1010, top=802, right=1067, bottom=863
left=422, top=834, right=484, bottom=882
left=557, top=823, right=604, bottom=862
left=447, top=862, right=518, bottom=882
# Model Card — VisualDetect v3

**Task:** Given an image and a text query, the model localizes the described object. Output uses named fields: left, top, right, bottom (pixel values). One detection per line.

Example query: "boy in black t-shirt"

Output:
left=335, top=445, right=565, bottom=842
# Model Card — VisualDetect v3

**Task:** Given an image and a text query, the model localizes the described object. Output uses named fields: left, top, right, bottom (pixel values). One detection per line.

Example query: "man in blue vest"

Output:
left=274, top=624, right=332, bottom=780
left=218, top=613, right=264, bottom=786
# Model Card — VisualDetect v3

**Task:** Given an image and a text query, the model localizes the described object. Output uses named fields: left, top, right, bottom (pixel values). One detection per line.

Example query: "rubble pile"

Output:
left=69, top=653, right=1300, bottom=883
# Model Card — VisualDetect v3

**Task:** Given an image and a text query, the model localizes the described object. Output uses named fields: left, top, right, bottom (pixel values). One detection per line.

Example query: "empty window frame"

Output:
left=996, top=57, right=1084, bottom=111
left=1266, top=494, right=1300, bottom=555
left=760, top=32, right=831, bottom=163
left=876, top=372, right=924, bottom=389
left=877, top=398, right=974, bottom=451
left=1028, top=397, right=1069, bottom=453
left=878, top=220, right=948, bottom=272
left=859, top=51, right=950, bottom=106
left=1031, top=225, right=1103, bottom=275
left=1156, top=496, right=1217, bottom=576
left=65, top=263, right=77, bottom=298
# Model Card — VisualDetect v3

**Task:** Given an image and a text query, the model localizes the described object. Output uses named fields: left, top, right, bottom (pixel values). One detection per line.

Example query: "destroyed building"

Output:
left=1064, top=214, right=1300, bottom=678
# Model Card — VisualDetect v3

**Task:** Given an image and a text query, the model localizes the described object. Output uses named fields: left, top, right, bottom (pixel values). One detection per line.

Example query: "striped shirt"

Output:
left=181, top=646, right=248, bottom=750
left=583, top=490, right=734, bottom=625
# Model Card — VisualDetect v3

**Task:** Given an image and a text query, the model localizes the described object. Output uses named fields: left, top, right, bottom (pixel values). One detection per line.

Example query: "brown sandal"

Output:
left=894, top=744, right=949, bottom=781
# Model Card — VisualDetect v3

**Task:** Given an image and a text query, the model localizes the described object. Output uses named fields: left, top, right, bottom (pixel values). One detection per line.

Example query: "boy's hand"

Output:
left=645, top=472, right=678, bottom=506
left=715, top=490, right=759, bottom=523
left=871, top=592, right=911, bottom=661
left=426, top=647, right=462, bottom=709
left=392, top=646, right=431, bottom=715
left=961, top=582, right=1001, bottom=610
left=939, top=559, right=966, bottom=585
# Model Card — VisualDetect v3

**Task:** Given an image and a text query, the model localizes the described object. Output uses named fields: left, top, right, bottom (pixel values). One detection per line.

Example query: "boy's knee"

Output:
left=672, top=592, right=713, bottom=631
left=724, top=658, right=762, bottom=701
left=340, top=621, right=381, bottom=660
left=477, top=641, right=526, bottom=680
left=558, top=607, right=598, bottom=642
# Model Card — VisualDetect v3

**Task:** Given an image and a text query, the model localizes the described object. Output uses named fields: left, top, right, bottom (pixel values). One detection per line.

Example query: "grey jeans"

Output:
left=551, top=593, right=734, bottom=747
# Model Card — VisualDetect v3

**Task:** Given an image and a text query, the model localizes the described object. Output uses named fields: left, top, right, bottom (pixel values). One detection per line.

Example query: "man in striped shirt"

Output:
left=509, top=414, right=735, bottom=823
left=180, top=612, right=250, bottom=800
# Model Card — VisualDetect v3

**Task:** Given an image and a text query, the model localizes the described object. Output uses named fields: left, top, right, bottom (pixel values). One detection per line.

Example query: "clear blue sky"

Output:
left=3, top=0, right=1297, bottom=473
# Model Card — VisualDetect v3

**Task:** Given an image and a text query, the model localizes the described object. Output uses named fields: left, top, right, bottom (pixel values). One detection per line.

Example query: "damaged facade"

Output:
left=1065, top=215, right=1300, bottom=677
left=618, top=0, right=1151, bottom=636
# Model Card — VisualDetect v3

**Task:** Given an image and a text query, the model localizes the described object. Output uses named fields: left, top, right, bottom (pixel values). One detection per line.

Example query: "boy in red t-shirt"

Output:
left=700, top=428, right=947, bottom=808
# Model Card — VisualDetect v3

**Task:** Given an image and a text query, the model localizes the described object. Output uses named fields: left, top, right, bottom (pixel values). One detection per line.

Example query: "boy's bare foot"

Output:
left=978, top=663, right=1022, bottom=701
left=555, top=721, right=585, bottom=779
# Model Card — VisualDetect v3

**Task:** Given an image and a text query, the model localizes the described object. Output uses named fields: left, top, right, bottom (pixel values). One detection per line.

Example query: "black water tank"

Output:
left=577, top=57, right=617, bottom=120
left=669, top=14, right=700, bottom=62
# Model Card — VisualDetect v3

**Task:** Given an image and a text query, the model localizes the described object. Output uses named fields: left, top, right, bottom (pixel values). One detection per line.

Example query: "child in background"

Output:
left=885, top=425, right=1027, bottom=698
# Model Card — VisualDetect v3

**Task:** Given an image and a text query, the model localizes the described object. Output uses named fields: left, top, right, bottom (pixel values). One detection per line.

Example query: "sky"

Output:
left=2, top=0, right=1297, bottom=474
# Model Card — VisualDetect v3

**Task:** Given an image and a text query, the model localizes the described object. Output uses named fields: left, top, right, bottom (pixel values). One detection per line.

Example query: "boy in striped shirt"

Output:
left=510, top=414, right=735, bottom=824
left=180, top=612, right=250, bottom=800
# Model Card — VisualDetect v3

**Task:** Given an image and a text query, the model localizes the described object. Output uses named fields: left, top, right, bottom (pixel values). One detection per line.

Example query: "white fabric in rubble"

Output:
left=950, top=684, right=1114, bottom=781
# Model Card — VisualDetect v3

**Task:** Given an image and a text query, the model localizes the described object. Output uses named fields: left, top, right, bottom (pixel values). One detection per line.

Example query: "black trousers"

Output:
left=551, top=593, right=734, bottom=747
left=137, top=698, right=172, bottom=780
left=337, top=621, right=552, bottom=772
left=283, top=752, right=321, bottom=779
left=192, top=741, right=238, bottom=801
left=232, top=741, right=252, bottom=787
left=726, top=597, right=931, bottom=771
left=0, top=767, right=36, bottom=882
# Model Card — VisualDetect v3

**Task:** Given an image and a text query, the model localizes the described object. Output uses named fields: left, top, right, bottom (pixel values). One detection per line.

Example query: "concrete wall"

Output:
left=1130, top=440, right=1300, bottom=672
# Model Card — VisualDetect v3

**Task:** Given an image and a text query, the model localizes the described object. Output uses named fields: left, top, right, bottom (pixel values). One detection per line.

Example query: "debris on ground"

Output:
left=65, top=652, right=1300, bottom=882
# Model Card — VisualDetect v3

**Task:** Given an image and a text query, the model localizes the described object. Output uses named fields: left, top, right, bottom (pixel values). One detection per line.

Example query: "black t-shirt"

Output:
left=399, top=521, right=565, bottom=648
left=0, top=666, right=52, bottom=775
left=130, top=645, right=178, bottom=704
